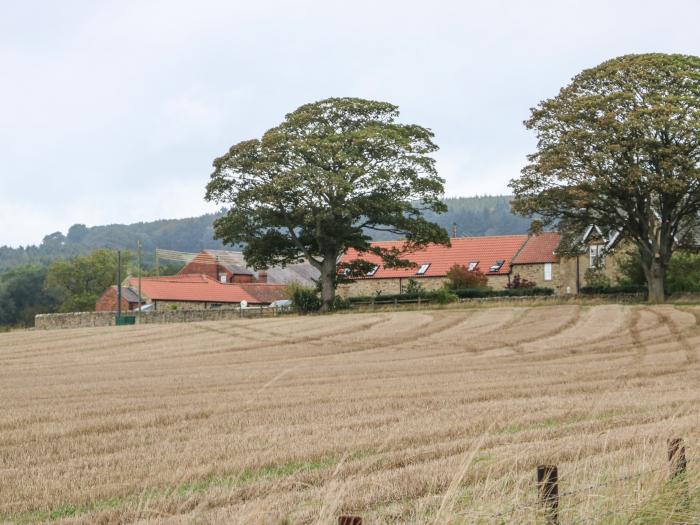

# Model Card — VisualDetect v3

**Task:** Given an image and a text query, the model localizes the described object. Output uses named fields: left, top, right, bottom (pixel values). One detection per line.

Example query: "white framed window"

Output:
left=219, top=273, right=227, bottom=283
left=589, top=245, right=605, bottom=268
left=467, top=261, right=479, bottom=271
left=416, top=263, right=430, bottom=275
left=367, top=265, right=379, bottom=276
left=544, top=263, right=552, bottom=281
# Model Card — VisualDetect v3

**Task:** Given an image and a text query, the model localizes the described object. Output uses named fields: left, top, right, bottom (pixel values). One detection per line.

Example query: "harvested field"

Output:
left=1, top=304, right=700, bottom=524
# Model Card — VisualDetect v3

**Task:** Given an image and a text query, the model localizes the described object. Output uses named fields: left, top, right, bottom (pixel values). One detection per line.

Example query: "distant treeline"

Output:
left=0, top=196, right=531, bottom=272
left=0, top=213, right=227, bottom=272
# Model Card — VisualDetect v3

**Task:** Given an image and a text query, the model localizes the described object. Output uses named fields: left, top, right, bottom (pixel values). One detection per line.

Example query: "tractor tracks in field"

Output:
left=657, top=307, right=699, bottom=364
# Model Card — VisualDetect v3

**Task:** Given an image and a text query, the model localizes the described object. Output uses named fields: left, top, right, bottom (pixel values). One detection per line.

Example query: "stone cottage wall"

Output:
left=510, top=263, right=564, bottom=293
left=337, top=274, right=511, bottom=298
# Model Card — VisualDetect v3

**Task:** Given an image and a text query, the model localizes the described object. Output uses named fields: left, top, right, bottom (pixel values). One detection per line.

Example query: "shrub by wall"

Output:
left=580, top=284, right=647, bottom=295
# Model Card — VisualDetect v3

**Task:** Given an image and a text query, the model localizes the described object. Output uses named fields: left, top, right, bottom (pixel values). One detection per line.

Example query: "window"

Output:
left=210, top=303, right=222, bottom=309
left=416, top=263, right=430, bottom=275
left=589, top=245, right=605, bottom=268
left=467, top=261, right=479, bottom=271
left=489, top=260, right=505, bottom=273
left=366, top=265, right=379, bottom=276
left=544, top=263, right=552, bottom=281
left=219, top=273, right=227, bottom=283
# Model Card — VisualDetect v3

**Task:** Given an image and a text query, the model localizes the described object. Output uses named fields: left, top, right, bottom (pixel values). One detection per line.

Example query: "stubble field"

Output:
left=1, top=304, right=700, bottom=524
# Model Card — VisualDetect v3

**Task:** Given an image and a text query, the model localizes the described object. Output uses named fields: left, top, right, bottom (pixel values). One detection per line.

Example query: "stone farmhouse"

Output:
left=338, top=230, right=628, bottom=297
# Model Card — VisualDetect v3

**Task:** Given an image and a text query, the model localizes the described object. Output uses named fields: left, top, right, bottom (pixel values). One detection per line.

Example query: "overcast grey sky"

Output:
left=2, top=0, right=699, bottom=247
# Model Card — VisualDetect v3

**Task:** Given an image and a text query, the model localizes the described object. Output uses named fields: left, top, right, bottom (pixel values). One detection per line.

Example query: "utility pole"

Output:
left=116, top=250, right=122, bottom=322
left=137, top=240, right=142, bottom=318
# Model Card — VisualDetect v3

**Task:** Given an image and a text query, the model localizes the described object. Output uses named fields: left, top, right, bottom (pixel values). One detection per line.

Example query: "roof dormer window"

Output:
left=489, top=260, right=505, bottom=273
left=416, top=263, right=430, bottom=275
left=468, top=261, right=479, bottom=271
left=367, top=265, right=379, bottom=276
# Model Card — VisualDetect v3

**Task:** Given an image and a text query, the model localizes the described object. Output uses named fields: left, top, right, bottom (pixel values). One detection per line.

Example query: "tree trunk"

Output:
left=319, top=257, right=337, bottom=313
left=647, top=258, right=666, bottom=304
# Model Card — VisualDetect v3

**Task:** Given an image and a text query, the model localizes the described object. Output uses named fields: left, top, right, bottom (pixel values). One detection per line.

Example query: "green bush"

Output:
left=667, top=251, right=700, bottom=293
left=285, top=283, right=321, bottom=313
left=616, top=251, right=700, bottom=294
left=404, top=278, right=424, bottom=294
left=584, top=267, right=612, bottom=288
left=431, top=289, right=459, bottom=304
left=333, top=295, right=352, bottom=310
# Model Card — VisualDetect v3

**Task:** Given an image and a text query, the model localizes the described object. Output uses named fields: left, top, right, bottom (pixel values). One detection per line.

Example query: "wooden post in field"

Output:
left=338, top=517, right=362, bottom=525
left=537, top=465, right=559, bottom=524
left=668, top=438, right=687, bottom=480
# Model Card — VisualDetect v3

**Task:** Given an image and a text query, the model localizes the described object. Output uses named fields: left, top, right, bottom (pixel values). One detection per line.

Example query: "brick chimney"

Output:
left=257, top=271, right=268, bottom=283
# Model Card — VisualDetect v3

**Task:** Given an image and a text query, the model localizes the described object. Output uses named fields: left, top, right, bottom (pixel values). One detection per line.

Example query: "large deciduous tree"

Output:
left=510, top=54, right=700, bottom=303
left=206, top=97, right=449, bottom=311
left=45, top=249, right=130, bottom=312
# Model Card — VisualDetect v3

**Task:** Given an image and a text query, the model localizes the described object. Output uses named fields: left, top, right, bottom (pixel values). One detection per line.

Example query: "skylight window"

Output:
left=467, top=261, right=479, bottom=271
left=367, top=265, right=379, bottom=276
left=489, top=260, right=505, bottom=273
left=416, top=263, right=430, bottom=275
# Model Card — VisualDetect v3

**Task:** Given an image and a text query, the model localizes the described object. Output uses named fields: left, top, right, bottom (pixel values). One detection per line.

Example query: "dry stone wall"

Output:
left=35, top=307, right=283, bottom=330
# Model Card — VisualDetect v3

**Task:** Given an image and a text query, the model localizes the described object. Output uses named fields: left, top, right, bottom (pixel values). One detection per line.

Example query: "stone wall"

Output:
left=510, top=263, right=564, bottom=294
left=35, top=311, right=118, bottom=329
left=557, top=245, right=628, bottom=293
left=35, top=307, right=282, bottom=330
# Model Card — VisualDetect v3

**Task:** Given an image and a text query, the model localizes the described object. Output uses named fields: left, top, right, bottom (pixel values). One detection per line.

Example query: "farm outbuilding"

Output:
left=95, top=274, right=287, bottom=312
left=177, top=249, right=319, bottom=287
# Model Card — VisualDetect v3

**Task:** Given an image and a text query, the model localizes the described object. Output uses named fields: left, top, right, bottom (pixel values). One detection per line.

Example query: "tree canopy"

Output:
left=45, top=249, right=129, bottom=313
left=0, top=264, right=57, bottom=327
left=510, top=53, right=700, bottom=302
left=206, top=97, right=449, bottom=311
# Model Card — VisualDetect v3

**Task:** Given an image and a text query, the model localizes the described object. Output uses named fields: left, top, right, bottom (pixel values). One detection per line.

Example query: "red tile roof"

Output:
left=339, top=235, right=529, bottom=279
left=511, top=232, right=561, bottom=264
left=126, top=274, right=286, bottom=304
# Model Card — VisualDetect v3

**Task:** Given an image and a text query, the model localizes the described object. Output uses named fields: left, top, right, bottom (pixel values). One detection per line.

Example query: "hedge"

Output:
left=451, top=287, right=554, bottom=298
left=579, top=284, right=647, bottom=295
left=347, top=287, right=554, bottom=303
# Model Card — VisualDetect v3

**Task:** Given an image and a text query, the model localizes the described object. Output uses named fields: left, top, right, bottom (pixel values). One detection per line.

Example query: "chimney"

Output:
left=452, top=222, right=457, bottom=239
left=257, top=271, right=268, bottom=283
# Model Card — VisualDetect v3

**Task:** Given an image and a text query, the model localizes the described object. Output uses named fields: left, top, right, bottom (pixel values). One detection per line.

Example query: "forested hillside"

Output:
left=0, top=213, right=227, bottom=272
left=0, top=196, right=531, bottom=272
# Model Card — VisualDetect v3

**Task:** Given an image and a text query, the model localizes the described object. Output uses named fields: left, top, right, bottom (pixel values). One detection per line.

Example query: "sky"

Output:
left=1, top=0, right=700, bottom=247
